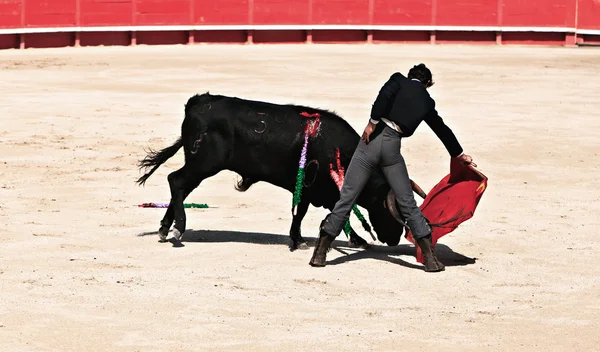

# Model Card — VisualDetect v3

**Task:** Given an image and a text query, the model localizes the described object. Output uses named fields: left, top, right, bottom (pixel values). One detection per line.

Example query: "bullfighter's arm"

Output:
left=369, top=73, right=402, bottom=124
left=424, top=105, right=464, bottom=157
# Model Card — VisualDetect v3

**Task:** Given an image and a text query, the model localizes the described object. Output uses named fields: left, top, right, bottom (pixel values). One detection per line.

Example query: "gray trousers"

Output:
left=322, top=124, right=432, bottom=240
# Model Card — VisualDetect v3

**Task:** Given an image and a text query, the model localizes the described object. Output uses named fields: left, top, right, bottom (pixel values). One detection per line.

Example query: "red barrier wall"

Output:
left=578, top=0, right=600, bottom=29
left=0, top=0, right=598, bottom=49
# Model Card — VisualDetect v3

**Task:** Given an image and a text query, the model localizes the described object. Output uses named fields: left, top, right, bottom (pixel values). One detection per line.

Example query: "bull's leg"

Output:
left=157, top=187, right=194, bottom=242
left=159, top=128, right=229, bottom=242
left=165, top=167, right=189, bottom=241
left=348, top=228, right=370, bottom=249
left=158, top=205, right=174, bottom=242
left=289, top=200, right=310, bottom=251
left=161, top=165, right=213, bottom=242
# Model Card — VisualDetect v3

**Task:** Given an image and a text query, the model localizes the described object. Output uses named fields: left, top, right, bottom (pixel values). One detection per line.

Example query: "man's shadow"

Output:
left=137, top=229, right=477, bottom=271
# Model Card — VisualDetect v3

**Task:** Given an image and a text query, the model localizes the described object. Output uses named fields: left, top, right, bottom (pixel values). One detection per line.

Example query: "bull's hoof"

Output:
left=172, top=228, right=183, bottom=241
left=349, top=240, right=371, bottom=250
left=348, top=235, right=370, bottom=250
left=289, top=239, right=309, bottom=251
left=297, top=242, right=309, bottom=250
left=158, top=226, right=169, bottom=243
left=289, top=234, right=309, bottom=251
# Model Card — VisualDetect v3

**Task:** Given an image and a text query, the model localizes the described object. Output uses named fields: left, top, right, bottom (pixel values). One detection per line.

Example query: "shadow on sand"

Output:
left=137, top=228, right=477, bottom=271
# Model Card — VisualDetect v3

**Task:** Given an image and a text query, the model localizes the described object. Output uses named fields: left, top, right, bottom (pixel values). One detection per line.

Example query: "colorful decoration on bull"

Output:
left=138, top=203, right=209, bottom=208
left=292, top=111, right=374, bottom=241
left=291, top=111, right=321, bottom=215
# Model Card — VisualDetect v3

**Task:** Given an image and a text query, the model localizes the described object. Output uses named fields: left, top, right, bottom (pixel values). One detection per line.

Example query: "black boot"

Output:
left=416, top=234, right=445, bottom=272
left=309, top=228, right=336, bottom=267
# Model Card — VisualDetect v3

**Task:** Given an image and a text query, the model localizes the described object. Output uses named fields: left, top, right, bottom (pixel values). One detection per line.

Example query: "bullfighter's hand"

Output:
left=362, top=121, right=377, bottom=144
left=457, top=153, right=477, bottom=168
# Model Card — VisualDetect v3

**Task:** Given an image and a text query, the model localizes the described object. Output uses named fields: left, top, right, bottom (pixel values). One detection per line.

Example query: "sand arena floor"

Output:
left=0, top=43, right=599, bottom=351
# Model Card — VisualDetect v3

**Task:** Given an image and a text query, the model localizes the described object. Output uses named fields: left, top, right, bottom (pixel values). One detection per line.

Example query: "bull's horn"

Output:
left=386, top=190, right=408, bottom=228
left=410, top=179, right=427, bottom=199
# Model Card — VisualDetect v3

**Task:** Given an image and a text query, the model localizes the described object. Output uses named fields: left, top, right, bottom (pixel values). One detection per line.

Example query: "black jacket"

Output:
left=369, top=72, right=463, bottom=157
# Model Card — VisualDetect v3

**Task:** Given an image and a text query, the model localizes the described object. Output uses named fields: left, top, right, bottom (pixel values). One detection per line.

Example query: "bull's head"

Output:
left=365, top=179, right=427, bottom=246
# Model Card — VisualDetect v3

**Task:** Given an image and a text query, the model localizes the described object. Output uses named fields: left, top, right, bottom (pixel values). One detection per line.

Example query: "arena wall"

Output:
left=0, top=0, right=599, bottom=50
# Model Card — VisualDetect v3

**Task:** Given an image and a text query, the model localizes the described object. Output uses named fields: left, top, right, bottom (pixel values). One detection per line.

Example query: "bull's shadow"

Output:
left=137, top=229, right=477, bottom=270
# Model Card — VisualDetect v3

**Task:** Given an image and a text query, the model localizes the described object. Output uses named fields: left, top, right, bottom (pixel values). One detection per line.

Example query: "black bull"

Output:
left=136, top=92, right=419, bottom=250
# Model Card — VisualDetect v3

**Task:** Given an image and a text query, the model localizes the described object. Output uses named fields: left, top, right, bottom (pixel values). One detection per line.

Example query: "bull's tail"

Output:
left=234, top=177, right=257, bottom=192
left=136, top=137, right=183, bottom=186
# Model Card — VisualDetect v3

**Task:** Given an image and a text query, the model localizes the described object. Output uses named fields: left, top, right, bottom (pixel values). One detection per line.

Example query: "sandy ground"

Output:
left=0, top=43, right=599, bottom=351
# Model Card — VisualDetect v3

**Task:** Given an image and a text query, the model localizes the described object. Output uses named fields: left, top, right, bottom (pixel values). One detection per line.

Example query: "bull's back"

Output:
left=184, top=93, right=361, bottom=203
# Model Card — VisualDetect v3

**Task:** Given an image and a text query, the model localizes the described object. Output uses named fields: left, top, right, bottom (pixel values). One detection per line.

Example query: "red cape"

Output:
left=405, top=158, right=488, bottom=263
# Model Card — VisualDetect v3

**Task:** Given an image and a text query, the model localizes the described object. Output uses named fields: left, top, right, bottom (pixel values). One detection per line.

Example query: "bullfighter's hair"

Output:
left=408, top=63, right=433, bottom=85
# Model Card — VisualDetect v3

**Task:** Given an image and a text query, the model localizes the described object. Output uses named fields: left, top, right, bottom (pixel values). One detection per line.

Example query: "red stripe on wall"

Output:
left=502, top=0, right=576, bottom=27
left=312, top=0, right=369, bottom=24
left=0, top=34, right=18, bottom=48
left=80, top=31, right=130, bottom=46
left=135, top=0, right=189, bottom=25
left=502, top=32, right=566, bottom=45
left=136, top=30, right=187, bottom=44
left=25, top=32, right=73, bottom=47
left=25, top=0, right=77, bottom=27
left=79, top=0, right=133, bottom=26
left=0, top=0, right=22, bottom=28
left=577, top=0, right=600, bottom=29
left=194, top=0, right=249, bottom=25
left=436, top=31, right=497, bottom=43
left=372, top=0, right=432, bottom=25
left=372, top=30, right=430, bottom=43
left=312, top=29, right=367, bottom=41
left=194, top=30, right=247, bottom=42
left=580, top=34, right=600, bottom=43
left=0, top=0, right=596, bottom=48
left=253, top=30, right=305, bottom=42
left=436, top=0, right=498, bottom=26
left=253, top=0, right=310, bottom=24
